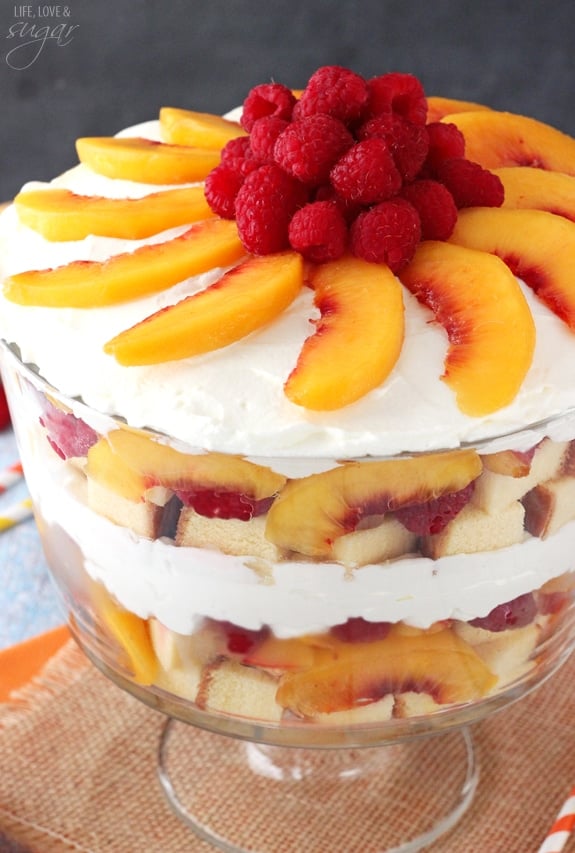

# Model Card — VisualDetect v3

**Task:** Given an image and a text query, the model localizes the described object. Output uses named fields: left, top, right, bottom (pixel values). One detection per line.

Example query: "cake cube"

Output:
left=421, top=501, right=525, bottom=559
left=331, top=515, right=417, bottom=566
left=523, top=475, right=575, bottom=538
left=87, top=478, right=164, bottom=538
left=472, top=439, right=568, bottom=515
left=176, top=508, right=282, bottom=561
left=199, top=659, right=283, bottom=721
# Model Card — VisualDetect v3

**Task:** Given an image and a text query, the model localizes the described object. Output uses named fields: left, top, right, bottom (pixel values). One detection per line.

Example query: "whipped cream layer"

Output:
left=28, top=446, right=575, bottom=636
left=2, top=121, right=575, bottom=460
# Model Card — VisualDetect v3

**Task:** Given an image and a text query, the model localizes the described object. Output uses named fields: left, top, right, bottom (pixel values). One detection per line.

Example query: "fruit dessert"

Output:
left=1, top=66, right=575, bottom=733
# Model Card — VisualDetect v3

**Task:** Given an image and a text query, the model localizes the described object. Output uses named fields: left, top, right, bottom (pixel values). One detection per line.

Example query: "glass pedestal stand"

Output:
left=157, top=718, right=478, bottom=853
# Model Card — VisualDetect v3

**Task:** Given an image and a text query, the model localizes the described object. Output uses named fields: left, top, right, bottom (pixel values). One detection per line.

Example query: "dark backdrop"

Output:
left=2, top=0, right=575, bottom=201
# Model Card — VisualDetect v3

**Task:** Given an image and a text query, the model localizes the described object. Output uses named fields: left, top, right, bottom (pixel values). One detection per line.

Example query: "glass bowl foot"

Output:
left=157, top=718, right=479, bottom=852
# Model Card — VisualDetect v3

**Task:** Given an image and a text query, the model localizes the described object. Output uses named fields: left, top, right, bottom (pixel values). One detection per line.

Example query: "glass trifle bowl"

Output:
left=4, top=63, right=575, bottom=852
left=2, top=343, right=575, bottom=852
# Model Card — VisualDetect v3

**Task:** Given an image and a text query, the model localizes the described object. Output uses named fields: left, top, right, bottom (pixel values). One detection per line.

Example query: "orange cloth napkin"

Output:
left=0, top=625, right=69, bottom=701
left=1, top=631, right=575, bottom=852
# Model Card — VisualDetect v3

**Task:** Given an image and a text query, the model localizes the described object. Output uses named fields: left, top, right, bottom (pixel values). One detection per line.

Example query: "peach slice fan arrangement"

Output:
left=7, top=65, right=575, bottom=416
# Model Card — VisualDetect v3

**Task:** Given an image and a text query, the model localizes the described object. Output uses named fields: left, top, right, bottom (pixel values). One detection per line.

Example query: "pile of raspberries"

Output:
left=205, top=66, right=504, bottom=272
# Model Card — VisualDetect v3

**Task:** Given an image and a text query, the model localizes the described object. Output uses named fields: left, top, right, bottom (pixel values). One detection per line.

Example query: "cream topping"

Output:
left=2, top=121, right=575, bottom=463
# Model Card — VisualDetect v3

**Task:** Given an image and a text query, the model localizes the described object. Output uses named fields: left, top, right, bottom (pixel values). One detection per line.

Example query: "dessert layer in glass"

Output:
left=3, top=346, right=575, bottom=736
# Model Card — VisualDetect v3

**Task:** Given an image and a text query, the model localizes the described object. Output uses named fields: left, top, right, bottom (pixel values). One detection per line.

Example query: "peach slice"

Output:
left=87, top=428, right=286, bottom=503
left=91, top=583, right=157, bottom=685
left=160, top=107, right=247, bottom=149
left=75, top=137, right=221, bottom=184
left=4, top=218, right=245, bottom=308
left=426, top=96, right=491, bottom=123
left=105, top=251, right=303, bottom=365
left=399, top=241, right=535, bottom=416
left=284, top=255, right=404, bottom=410
left=276, top=628, right=496, bottom=716
left=442, top=110, right=575, bottom=174
left=495, top=167, right=575, bottom=222
left=13, top=186, right=214, bottom=241
left=242, top=636, right=338, bottom=670
left=448, top=207, right=575, bottom=330
left=265, top=450, right=482, bottom=558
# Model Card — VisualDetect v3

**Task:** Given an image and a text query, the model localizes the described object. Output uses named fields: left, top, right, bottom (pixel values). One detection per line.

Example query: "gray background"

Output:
left=1, top=0, right=575, bottom=202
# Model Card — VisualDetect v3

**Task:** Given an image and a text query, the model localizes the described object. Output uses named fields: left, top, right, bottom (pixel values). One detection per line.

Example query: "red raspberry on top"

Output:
left=357, top=113, right=429, bottom=181
left=436, top=157, right=505, bottom=208
left=249, top=116, right=290, bottom=162
left=330, top=138, right=402, bottom=205
left=234, top=163, right=309, bottom=255
left=219, top=136, right=259, bottom=177
left=424, top=122, right=466, bottom=175
left=365, top=72, right=428, bottom=125
left=293, top=65, right=369, bottom=124
left=350, top=198, right=421, bottom=272
left=241, top=82, right=296, bottom=132
left=204, top=164, right=244, bottom=219
left=288, top=200, right=348, bottom=263
left=274, top=114, right=354, bottom=186
left=401, top=179, right=458, bottom=240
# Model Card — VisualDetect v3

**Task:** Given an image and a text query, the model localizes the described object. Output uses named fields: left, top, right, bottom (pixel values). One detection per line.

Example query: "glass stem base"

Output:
left=157, top=719, right=479, bottom=853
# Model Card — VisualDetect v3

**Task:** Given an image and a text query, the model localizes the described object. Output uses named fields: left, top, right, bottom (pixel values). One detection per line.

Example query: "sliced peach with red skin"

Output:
left=495, top=167, right=575, bottom=223
left=13, top=186, right=214, bottom=241
left=3, top=218, right=245, bottom=308
left=449, top=207, right=575, bottom=331
left=284, top=255, right=404, bottom=410
left=87, top=428, right=286, bottom=503
left=159, top=107, right=247, bottom=149
left=442, top=111, right=575, bottom=174
left=399, top=241, right=535, bottom=416
left=265, top=450, right=482, bottom=558
left=426, top=96, right=491, bottom=123
left=75, top=137, right=221, bottom=184
left=105, top=251, right=303, bottom=365
left=276, top=628, right=496, bottom=716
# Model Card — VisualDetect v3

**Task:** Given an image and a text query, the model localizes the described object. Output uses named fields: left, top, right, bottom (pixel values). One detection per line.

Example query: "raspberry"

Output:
left=394, top=482, right=474, bottom=535
left=401, top=179, right=458, bottom=240
left=436, top=157, right=505, bottom=208
left=219, top=136, right=259, bottom=177
left=314, top=184, right=362, bottom=223
left=288, top=200, right=348, bottom=263
left=357, top=113, right=429, bottom=181
left=469, top=593, right=537, bottom=632
left=175, top=487, right=274, bottom=521
left=274, top=115, right=354, bottom=186
left=365, top=72, right=428, bottom=125
left=204, top=164, right=244, bottom=219
left=220, top=621, right=270, bottom=655
left=424, top=122, right=466, bottom=174
left=39, top=403, right=98, bottom=460
left=234, top=163, right=308, bottom=254
left=294, top=65, right=369, bottom=124
left=350, top=198, right=421, bottom=272
left=249, top=116, right=289, bottom=162
left=329, top=617, right=391, bottom=643
left=240, top=82, right=296, bottom=132
left=330, top=138, right=402, bottom=205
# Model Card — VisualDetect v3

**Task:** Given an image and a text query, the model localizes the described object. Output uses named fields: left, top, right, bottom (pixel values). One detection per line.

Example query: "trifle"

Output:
left=2, top=66, right=575, bottom=749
